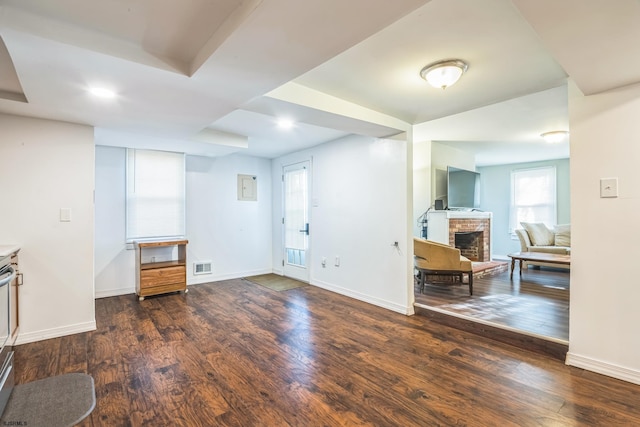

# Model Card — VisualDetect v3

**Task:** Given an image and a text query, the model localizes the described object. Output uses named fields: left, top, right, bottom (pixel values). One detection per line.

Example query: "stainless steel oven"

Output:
left=0, top=255, right=15, bottom=416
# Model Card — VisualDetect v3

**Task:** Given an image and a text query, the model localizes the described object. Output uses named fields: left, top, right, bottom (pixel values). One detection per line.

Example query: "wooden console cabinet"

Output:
left=135, top=240, right=188, bottom=301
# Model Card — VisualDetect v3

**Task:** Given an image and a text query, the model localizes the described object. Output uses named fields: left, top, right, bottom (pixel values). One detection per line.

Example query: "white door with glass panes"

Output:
left=283, top=161, right=310, bottom=282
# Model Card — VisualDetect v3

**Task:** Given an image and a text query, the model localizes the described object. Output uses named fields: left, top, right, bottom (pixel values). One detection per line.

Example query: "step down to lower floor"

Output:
left=414, top=304, right=568, bottom=361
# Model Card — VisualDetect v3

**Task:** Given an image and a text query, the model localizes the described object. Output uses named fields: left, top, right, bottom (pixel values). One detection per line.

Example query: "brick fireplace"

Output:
left=426, top=211, right=492, bottom=261
left=448, top=218, right=490, bottom=261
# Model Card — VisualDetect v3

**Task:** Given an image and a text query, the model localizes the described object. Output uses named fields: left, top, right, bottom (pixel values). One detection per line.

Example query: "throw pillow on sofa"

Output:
left=554, top=224, right=571, bottom=247
left=520, top=222, right=555, bottom=246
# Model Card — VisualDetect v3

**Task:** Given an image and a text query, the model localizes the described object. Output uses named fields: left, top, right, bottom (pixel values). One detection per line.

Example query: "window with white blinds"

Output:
left=126, top=149, right=185, bottom=242
left=510, top=166, right=557, bottom=234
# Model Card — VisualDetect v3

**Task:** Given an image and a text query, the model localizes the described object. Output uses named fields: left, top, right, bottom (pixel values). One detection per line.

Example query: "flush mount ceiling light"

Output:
left=420, top=59, right=468, bottom=90
left=541, top=130, right=569, bottom=143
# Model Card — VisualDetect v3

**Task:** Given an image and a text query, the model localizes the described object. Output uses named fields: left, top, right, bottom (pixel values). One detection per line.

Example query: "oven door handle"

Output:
left=0, top=267, right=15, bottom=288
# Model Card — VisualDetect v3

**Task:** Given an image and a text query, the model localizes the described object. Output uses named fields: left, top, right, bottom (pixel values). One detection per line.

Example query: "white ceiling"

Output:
left=1, top=0, right=639, bottom=165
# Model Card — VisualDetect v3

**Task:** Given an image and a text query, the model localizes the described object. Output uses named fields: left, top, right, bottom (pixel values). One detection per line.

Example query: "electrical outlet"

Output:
left=335, top=256, right=340, bottom=267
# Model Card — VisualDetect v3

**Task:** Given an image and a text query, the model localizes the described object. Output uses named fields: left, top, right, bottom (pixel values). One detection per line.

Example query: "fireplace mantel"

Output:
left=430, top=211, right=492, bottom=220
left=426, top=211, right=492, bottom=261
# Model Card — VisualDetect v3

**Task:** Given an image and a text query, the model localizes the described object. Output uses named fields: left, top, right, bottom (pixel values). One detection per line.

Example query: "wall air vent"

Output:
left=193, top=261, right=212, bottom=275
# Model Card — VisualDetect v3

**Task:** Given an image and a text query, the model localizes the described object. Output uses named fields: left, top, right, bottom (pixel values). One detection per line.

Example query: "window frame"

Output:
left=125, top=148, right=186, bottom=243
left=509, top=165, right=557, bottom=238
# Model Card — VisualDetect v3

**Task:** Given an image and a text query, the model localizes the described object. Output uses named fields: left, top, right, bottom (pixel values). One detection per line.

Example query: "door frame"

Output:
left=281, top=159, right=311, bottom=282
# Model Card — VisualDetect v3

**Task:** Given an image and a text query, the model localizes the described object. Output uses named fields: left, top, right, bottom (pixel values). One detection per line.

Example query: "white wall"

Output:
left=186, top=154, right=272, bottom=283
left=0, top=113, right=95, bottom=344
left=94, top=146, right=132, bottom=297
left=566, top=81, right=640, bottom=385
left=413, top=140, right=431, bottom=238
left=95, top=148, right=273, bottom=297
left=272, top=135, right=413, bottom=314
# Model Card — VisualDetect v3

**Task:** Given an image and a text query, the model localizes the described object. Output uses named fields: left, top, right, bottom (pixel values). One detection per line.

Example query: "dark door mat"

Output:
left=1, top=372, right=95, bottom=427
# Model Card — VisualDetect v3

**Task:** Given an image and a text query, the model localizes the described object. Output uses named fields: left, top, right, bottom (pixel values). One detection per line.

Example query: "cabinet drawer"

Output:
left=140, top=266, right=185, bottom=288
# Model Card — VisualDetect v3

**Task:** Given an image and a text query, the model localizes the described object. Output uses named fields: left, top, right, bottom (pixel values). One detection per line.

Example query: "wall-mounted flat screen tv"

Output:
left=447, top=166, right=480, bottom=209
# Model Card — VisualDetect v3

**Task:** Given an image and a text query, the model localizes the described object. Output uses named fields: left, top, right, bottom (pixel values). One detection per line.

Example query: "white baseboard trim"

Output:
left=311, top=279, right=411, bottom=315
left=15, top=320, right=97, bottom=346
left=95, top=286, right=134, bottom=299
left=566, top=352, right=640, bottom=386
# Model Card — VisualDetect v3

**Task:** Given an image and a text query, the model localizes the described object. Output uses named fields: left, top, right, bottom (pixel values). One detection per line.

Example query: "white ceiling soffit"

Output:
left=0, top=35, right=26, bottom=103
left=0, top=0, right=262, bottom=76
left=0, top=0, right=430, bottom=141
left=244, top=87, right=406, bottom=138
left=294, top=0, right=568, bottom=124
left=188, top=0, right=432, bottom=106
left=95, top=128, right=246, bottom=158
left=0, top=30, right=238, bottom=136
left=209, top=109, right=351, bottom=159
left=512, top=0, right=640, bottom=95
left=192, top=128, right=248, bottom=149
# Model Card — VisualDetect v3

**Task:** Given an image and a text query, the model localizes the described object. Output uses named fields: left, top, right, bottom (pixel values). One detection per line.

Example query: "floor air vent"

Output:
left=193, top=261, right=212, bottom=275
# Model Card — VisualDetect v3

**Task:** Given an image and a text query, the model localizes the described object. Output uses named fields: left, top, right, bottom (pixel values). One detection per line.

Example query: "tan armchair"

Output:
left=413, top=237, right=473, bottom=295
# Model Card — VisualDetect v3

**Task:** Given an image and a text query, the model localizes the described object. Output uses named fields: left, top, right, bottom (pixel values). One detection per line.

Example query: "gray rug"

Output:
left=1, top=372, right=95, bottom=427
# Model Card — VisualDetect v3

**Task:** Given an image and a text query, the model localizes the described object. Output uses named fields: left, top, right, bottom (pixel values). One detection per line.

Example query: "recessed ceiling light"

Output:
left=88, top=87, right=116, bottom=99
left=277, top=118, right=294, bottom=129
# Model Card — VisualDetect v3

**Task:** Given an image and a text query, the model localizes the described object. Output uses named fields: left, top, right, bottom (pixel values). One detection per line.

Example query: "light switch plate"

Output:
left=60, top=208, right=72, bottom=222
left=600, top=177, right=618, bottom=198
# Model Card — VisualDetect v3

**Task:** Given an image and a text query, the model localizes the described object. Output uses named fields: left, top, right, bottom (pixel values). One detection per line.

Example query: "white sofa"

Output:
left=515, top=222, right=570, bottom=269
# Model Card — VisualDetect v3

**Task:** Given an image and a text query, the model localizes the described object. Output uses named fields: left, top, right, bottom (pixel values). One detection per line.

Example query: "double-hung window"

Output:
left=510, top=166, right=557, bottom=235
left=126, top=149, right=185, bottom=242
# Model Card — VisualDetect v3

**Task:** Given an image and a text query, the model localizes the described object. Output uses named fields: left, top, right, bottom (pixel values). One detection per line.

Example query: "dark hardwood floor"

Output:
left=415, top=265, right=570, bottom=342
left=14, top=278, right=640, bottom=426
